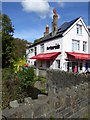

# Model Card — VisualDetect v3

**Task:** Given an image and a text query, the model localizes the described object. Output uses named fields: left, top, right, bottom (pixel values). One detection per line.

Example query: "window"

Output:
left=40, top=44, right=44, bottom=53
left=83, top=41, right=87, bottom=52
left=72, top=40, right=80, bottom=51
left=77, top=24, right=82, bottom=35
left=46, top=61, right=50, bottom=68
left=34, top=61, right=36, bottom=66
left=80, top=63, right=82, bottom=70
left=56, top=60, right=60, bottom=68
left=35, top=47, right=37, bottom=55
left=30, top=49, right=33, bottom=53
left=40, top=61, right=43, bottom=67
left=29, top=48, right=33, bottom=53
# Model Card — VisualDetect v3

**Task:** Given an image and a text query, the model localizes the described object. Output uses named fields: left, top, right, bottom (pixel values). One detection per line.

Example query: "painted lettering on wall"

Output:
left=47, top=44, right=60, bottom=50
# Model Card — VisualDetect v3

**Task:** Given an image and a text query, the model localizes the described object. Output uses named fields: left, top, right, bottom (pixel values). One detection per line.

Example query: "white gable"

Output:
left=63, top=17, right=90, bottom=37
left=62, top=17, right=89, bottom=54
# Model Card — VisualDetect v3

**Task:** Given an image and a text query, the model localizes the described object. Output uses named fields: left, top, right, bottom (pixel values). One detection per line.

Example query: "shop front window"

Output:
left=80, top=63, right=83, bottom=70
left=46, top=61, right=50, bottom=68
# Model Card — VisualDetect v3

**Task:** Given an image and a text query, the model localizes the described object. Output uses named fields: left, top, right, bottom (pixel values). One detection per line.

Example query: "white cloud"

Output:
left=21, top=0, right=52, bottom=19
left=57, top=2, right=65, bottom=8
left=21, top=0, right=61, bottom=19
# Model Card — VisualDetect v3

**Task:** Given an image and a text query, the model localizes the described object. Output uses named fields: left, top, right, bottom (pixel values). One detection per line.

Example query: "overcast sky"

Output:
left=2, top=1, right=88, bottom=42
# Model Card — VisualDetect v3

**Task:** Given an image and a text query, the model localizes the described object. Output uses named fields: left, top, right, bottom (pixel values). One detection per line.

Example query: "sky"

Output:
left=2, top=1, right=89, bottom=42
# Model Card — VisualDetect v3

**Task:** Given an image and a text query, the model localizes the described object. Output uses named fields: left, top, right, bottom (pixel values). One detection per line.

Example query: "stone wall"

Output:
left=2, top=70, right=90, bottom=118
left=46, top=69, right=89, bottom=118
left=34, top=67, right=46, bottom=77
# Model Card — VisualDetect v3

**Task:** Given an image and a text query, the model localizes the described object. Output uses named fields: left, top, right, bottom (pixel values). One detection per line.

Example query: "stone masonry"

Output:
left=2, top=70, right=90, bottom=118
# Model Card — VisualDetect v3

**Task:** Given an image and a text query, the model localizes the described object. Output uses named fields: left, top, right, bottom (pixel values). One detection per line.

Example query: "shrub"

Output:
left=2, top=67, right=17, bottom=82
left=13, top=57, right=26, bottom=73
left=17, top=67, right=35, bottom=88
left=34, top=76, right=47, bottom=83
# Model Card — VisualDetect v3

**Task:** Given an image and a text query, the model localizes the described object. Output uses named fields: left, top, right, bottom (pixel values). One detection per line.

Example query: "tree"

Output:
left=12, top=38, right=27, bottom=60
left=34, top=37, right=43, bottom=44
left=2, top=14, right=14, bottom=68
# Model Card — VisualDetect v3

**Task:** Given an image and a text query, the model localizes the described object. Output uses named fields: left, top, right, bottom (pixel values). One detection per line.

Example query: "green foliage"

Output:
left=35, top=76, right=47, bottom=83
left=12, top=38, right=27, bottom=60
left=2, top=14, right=14, bottom=68
left=17, top=67, right=36, bottom=88
left=2, top=67, right=15, bottom=81
left=2, top=14, right=28, bottom=68
left=38, top=76, right=47, bottom=84
left=40, top=88, right=46, bottom=93
left=13, top=57, right=26, bottom=73
left=34, top=37, right=43, bottom=44
left=49, top=115, right=55, bottom=120
left=2, top=68, right=18, bottom=108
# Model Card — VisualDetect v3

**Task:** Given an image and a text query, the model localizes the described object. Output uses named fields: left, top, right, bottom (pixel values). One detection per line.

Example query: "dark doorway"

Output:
left=72, top=62, right=78, bottom=72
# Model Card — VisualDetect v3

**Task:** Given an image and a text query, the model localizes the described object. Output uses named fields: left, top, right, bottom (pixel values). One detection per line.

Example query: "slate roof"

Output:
left=88, top=28, right=90, bottom=32
left=29, top=17, right=80, bottom=48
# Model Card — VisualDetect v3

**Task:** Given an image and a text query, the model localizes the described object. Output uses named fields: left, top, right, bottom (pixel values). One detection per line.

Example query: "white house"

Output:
left=26, top=9, right=90, bottom=73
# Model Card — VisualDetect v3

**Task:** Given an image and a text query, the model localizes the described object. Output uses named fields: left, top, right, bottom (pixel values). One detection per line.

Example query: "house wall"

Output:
left=62, top=19, right=89, bottom=72
left=26, top=18, right=90, bottom=72
left=63, top=20, right=88, bottom=53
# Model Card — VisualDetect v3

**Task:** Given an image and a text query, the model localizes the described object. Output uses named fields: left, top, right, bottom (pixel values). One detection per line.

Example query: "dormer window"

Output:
left=77, top=24, right=82, bottom=35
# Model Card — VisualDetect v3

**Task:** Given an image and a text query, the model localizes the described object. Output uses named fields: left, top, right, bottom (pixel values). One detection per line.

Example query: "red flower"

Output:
left=24, top=63, right=29, bottom=67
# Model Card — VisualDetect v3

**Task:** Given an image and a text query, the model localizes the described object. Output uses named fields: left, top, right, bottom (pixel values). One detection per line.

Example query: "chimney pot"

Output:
left=44, top=24, right=49, bottom=37
left=52, top=8, right=58, bottom=36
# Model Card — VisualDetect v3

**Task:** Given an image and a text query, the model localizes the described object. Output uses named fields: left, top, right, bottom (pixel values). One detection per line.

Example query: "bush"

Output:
left=34, top=76, right=47, bottom=83
left=2, top=68, right=24, bottom=109
left=2, top=68, right=15, bottom=81
left=17, top=67, right=35, bottom=88
left=13, top=57, right=26, bottom=73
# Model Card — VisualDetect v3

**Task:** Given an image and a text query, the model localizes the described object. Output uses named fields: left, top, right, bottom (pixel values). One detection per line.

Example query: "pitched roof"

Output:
left=57, top=17, right=80, bottom=34
left=88, top=29, right=90, bottom=32
left=29, top=17, right=80, bottom=48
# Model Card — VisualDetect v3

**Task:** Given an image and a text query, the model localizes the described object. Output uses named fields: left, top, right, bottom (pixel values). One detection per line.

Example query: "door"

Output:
left=72, top=62, right=78, bottom=72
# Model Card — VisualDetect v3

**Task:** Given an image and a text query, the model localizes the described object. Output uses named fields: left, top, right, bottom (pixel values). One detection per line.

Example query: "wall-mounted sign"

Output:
left=47, top=44, right=60, bottom=50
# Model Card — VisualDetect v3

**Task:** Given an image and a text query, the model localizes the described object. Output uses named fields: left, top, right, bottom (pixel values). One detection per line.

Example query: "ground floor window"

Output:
left=67, top=62, right=72, bottom=72
left=67, top=61, right=78, bottom=73
left=80, top=63, right=83, bottom=70
left=85, top=61, right=90, bottom=70
left=34, top=61, right=36, bottom=66
left=55, top=60, right=60, bottom=68
left=46, top=60, right=50, bottom=68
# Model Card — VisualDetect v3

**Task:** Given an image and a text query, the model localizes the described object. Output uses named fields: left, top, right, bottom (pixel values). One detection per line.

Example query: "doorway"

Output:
left=72, top=62, right=78, bottom=72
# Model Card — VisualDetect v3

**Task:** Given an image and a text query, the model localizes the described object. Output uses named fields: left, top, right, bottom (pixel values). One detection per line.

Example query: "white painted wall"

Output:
left=44, top=38, right=62, bottom=53
left=26, top=18, right=90, bottom=72
left=63, top=19, right=88, bottom=53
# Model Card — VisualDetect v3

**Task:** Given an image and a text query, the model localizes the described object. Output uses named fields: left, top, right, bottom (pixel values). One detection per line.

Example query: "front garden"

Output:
left=2, top=66, right=47, bottom=109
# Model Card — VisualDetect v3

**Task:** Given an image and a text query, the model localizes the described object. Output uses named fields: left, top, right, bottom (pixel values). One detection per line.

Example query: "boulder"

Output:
left=24, top=97, right=32, bottom=104
left=10, top=100, right=19, bottom=108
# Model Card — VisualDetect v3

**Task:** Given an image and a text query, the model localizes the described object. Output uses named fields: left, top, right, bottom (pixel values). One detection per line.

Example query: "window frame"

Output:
left=83, top=41, right=87, bottom=52
left=76, top=24, right=82, bottom=35
left=72, top=39, right=80, bottom=51
left=56, top=60, right=60, bottom=69
left=40, top=43, right=44, bottom=53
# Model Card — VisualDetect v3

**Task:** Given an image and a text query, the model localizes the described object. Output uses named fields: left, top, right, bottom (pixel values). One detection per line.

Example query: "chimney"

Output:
left=44, top=24, right=49, bottom=37
left=52, top=8, right=58, bottom=36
